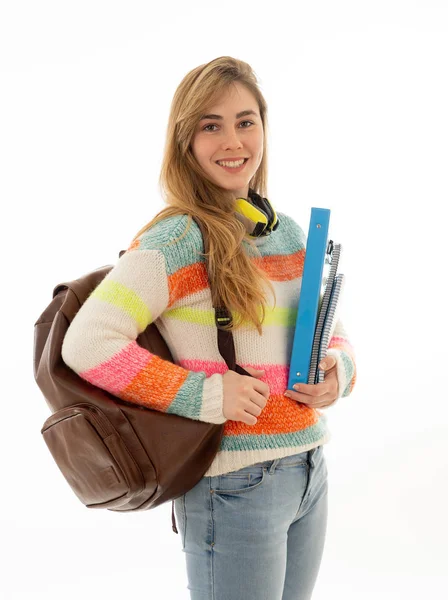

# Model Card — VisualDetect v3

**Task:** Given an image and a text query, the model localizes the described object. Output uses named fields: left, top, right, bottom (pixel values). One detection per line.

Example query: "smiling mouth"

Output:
left=216, top=158, right=249, bottom=168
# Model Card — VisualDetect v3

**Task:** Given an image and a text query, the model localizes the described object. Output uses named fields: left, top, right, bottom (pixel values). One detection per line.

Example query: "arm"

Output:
left=61, top=243, right=227, bottom=424
left=325, top=318, right=357, bottom=399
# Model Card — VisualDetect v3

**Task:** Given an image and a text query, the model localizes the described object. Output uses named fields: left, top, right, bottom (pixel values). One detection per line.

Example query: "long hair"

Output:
left=130, top=56, right=277, bottom=335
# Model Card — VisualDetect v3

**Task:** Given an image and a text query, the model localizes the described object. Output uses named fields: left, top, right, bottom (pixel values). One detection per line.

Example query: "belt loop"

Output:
left=269, top=458, right=279, bottom=474
left=308, top=445, right=319, bottom=468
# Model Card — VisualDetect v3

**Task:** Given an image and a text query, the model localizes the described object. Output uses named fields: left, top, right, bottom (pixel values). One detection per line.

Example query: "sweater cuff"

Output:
left=200, top=373, right=227, bottom=424
left=326, top=348, right=356, bottom=399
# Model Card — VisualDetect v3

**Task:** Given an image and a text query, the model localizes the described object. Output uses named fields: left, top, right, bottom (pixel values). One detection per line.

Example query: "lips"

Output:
left=216, top=158, right=249, bottom=173
left=215, top=158, right=249, bottom=166
left=215, top=157, right=249, bottom=163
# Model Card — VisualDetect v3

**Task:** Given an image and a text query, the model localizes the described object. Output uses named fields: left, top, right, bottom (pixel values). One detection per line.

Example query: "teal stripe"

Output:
left=219, top=418, right=328, bottom=452
left=340, top=351, right=355, bottom=397
left=165, top=371, right=206, bottom=419
left=137, top=214, right=203, bottom=276
left=134, top=212, right=306, bottom=277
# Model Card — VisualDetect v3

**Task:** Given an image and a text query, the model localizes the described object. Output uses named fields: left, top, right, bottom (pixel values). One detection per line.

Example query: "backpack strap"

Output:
left=192, top=216, right=251, bottom=376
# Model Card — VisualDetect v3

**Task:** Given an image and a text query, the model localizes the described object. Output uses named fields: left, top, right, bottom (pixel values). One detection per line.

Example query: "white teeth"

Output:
left=217, top=159, right=245, bottom=167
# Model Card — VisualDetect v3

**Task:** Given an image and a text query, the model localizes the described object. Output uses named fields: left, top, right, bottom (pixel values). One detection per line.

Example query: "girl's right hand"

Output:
left=222, top=366, right=270, bottom=425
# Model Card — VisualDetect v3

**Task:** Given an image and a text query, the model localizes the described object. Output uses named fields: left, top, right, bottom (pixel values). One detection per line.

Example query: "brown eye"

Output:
left=202, top=120, right=254, bottom=132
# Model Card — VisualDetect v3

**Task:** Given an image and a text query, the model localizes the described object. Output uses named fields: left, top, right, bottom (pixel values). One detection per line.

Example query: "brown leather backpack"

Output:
left=33, top=216, right=252, bottom=534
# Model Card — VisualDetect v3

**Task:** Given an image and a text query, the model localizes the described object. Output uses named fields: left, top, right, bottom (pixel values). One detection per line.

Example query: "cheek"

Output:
left=190, top=137, right=200, bottom=159
left=251, top=133, right=264, bottom=159
left=192, top=138, right=215, bottom=164
left=253, top=143, right=264, bottom=166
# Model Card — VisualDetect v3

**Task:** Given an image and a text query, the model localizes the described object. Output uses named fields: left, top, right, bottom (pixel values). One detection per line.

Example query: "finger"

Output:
left=291, top=382, right=327, bottom=397
left=316, top=397, right=339, bottom=409
left=285, top=389, right=336, bottom=408
left=319, top=356, right=337, bottom=371
left=284, top=389, right=317, bottom=405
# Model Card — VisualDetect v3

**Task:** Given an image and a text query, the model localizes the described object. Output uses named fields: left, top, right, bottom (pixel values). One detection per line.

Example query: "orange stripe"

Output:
left=166, top=249, right=306, bottom=305
left=223, top=393, right=319, bottom=437
left=120, top=355, right=189, bottom=411
left=168, top=262, right=208, bottom=306
left=254, top=249, right=305, bottom=281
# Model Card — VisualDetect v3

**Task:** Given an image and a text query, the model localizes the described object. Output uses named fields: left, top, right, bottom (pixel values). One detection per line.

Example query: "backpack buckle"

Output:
left=215, top=307, right=232, bottom=329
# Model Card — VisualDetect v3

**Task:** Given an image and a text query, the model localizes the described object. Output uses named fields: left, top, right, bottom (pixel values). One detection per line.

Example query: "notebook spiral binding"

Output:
left=308, top=242, right=345, bottom=384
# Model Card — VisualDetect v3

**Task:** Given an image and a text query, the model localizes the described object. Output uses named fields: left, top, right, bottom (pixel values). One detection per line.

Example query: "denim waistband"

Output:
left=249, top=445, right=322, bottom=475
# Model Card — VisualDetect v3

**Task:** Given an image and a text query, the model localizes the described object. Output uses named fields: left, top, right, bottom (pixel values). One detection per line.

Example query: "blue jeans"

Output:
left=174, top=444, right=328, bottom=600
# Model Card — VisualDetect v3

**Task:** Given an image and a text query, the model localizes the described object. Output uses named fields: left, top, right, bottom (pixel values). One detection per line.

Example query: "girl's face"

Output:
left=191, top=81, right=264, bottom=199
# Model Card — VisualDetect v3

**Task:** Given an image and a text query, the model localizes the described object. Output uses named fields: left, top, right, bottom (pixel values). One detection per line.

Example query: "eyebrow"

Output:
left=199, top=109, right=259, bottom=121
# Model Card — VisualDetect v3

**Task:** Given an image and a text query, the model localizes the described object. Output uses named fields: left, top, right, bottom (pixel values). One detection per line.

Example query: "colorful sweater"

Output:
left=61, top=211, right=357, bottom=477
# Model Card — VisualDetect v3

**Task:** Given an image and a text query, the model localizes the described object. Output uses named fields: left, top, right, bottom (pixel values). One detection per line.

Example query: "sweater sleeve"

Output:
left=325, top=318, right=357, bottom=399
left=61, top=243, right=227, bottom=424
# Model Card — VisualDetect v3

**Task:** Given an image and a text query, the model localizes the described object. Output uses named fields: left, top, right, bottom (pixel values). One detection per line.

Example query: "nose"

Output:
left=221, top=128, right=243, bottom=150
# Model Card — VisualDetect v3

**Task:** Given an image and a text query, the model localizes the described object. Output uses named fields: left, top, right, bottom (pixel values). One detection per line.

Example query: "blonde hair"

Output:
left=131, top=56, right=277, bottom=335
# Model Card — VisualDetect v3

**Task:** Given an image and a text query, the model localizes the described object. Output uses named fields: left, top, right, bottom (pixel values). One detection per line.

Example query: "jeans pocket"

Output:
left=212, top=465, right=266, bottom=495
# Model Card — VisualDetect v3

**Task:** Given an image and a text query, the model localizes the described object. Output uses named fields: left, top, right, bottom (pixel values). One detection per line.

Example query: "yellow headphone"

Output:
left=234, top=188, right=280, bottom=238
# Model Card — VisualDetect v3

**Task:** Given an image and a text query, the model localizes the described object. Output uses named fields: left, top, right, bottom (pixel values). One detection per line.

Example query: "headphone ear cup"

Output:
left=259, top=197, right=279, bottom=232
left=249, top=191, right=277, bottom=233
left=247, top=189, right=270, bottom=221
left=234, top=198, right=269, bottom=236
left=255, top=196, right=271, bottom=220
left=235, top=189, right=279, bottom=237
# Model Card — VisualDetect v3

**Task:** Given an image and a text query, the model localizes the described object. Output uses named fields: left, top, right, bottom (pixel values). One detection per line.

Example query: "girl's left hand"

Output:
left=285, top=355, right=339, bottom=408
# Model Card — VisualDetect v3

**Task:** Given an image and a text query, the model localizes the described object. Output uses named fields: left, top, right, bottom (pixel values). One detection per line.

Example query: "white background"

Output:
left=1, top=1, right=447, bottom=598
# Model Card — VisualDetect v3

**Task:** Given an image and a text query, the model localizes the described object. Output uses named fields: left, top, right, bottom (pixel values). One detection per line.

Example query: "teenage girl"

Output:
left=62, top=55, right=357, bottom=600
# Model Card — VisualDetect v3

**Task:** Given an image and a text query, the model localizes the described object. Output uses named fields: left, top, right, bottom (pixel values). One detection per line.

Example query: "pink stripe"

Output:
left=80, top=340, right=154, bottom=395
left=179, top=359, right=289, bottom=394
left=330, top=337, right=354, bottom=351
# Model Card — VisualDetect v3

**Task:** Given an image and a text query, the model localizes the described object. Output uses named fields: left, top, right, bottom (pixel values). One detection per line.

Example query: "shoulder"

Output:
left=124, top=214, right=205, bottom=276
left=137, top=214, right=191, bottom=249
left=277, top=211, right=307, bottom=247
left=129, top=213, right=200, bottom=253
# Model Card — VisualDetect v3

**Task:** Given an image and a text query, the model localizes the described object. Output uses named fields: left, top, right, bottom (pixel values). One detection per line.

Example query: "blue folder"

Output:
left=287, top=208, right=344, bottom=389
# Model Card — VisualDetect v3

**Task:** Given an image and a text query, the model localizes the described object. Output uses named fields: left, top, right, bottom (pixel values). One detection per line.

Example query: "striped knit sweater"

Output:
left=61, top=211, right=357, bottom=477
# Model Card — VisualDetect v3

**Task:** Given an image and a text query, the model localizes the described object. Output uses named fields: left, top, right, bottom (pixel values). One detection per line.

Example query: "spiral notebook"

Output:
left=287, top=208, right=345, bottom=389
left=310, top=244, right=345, bottom=384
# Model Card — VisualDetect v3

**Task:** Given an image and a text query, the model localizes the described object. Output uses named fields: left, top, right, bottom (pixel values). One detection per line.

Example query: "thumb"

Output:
left=319, top=356, right=336, bottom=370
left=245, top=366, right=265, bottom=374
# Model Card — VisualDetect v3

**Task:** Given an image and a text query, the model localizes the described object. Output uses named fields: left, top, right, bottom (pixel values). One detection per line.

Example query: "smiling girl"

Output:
left=62, top=56, right=357, bottom=600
